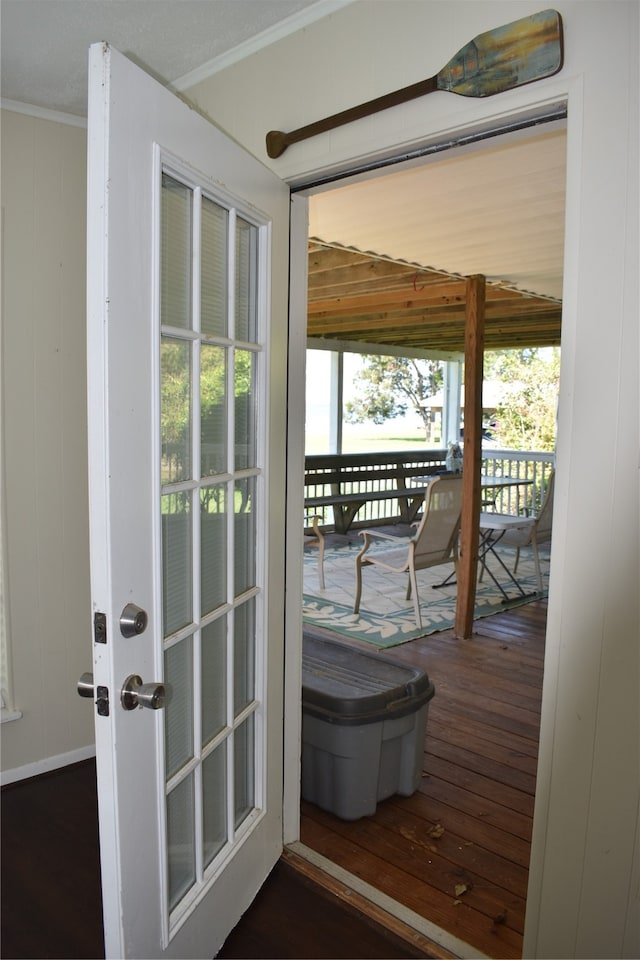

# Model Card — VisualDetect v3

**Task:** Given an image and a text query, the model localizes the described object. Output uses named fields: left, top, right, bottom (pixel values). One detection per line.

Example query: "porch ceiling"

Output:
left=307, top=240, right=562, bottom=355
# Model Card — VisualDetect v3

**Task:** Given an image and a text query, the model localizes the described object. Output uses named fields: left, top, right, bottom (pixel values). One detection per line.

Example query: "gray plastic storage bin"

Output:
left=301, top=633, right=435, bottom=820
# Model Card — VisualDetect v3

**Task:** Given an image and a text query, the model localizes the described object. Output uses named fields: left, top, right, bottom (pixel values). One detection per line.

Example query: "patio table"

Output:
left=429, top=476, right=535, bottom=596
left=478, top=475, right=534, bottom=509
left=478, top=511, right=538, bottom=602
left=412, top=473, right=532, bottom=490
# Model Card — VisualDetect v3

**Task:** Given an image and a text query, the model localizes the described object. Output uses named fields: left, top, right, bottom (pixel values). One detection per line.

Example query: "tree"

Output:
left=343, top=348, right=559, bottom=452
left=483, top=347, right=560, bottom=451
left=344, top=355, right=443, bottom=441
left=161, top=342, right=254, bottom=481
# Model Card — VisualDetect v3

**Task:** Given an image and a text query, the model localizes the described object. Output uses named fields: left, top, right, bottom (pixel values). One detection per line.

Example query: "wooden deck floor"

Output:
left=299, top=599, right=547, bottom=959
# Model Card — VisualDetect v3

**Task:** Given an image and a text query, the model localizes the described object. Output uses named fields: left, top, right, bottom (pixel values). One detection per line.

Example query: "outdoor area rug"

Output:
left=303, top=537, right=547, bottom=649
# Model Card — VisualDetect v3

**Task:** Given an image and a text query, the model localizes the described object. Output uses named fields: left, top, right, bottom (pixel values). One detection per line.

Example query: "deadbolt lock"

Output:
left=120, top=603, right=148, bottom=638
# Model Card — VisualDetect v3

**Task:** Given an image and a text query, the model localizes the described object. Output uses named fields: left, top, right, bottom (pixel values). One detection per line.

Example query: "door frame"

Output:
left=281, top=83, right=579, bottom=952
left=283, top=194, right=310, bottom=841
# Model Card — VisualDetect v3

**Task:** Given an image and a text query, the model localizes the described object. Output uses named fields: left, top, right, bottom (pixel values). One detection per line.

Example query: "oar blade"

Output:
left=437, top=9, right=563, bottom=98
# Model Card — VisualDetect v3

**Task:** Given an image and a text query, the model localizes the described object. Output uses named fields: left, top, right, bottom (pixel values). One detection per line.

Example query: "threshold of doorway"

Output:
left=284, top=841, right=487, bottom=960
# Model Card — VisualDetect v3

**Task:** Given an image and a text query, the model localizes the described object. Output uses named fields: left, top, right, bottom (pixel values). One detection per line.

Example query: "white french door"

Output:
left=86, top=44, right=290, bottom=958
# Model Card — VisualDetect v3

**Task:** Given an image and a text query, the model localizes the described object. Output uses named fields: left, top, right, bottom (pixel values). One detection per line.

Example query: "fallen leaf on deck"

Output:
left=400, top=824, right=447, bottom=856
left=399, top=826, right=418, bottom=843
left=454, top=883, right=469, bottom=897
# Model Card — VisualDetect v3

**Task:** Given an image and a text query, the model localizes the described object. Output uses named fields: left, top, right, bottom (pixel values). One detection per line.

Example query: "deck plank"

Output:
left=417, top=770, right=534, bottom=841
left=428, top=716, right=540, bottom=769
left=427, top=736, right=538, bottom=795
left=387, top=790, right=533, bottom=867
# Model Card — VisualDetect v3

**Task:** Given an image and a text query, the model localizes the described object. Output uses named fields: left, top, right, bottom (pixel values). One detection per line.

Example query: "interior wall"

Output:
left=0, top=109, right=94, bottom=777
left=187, top=2, right=639, bottom=958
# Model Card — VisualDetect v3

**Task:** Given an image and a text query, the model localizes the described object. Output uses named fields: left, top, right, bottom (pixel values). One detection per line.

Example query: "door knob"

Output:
left=121, top=674, right=165, bottom=711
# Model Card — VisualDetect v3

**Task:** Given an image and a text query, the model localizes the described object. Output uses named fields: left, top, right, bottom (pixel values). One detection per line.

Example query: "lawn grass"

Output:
left=305, top=423, right=441, bottom=454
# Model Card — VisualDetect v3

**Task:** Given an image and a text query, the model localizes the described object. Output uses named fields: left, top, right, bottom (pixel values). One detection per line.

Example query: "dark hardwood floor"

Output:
left=0, top=766, right=422, bottom=959
left=1, top=760, right=105, bottom=960
left=218, top=856, right=430, bottom=959
left=1, top=600, right=545, bottom=960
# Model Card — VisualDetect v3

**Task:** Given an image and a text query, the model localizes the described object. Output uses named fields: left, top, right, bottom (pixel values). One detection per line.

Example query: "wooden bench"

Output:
left=304, top=450, right=448, bottom=534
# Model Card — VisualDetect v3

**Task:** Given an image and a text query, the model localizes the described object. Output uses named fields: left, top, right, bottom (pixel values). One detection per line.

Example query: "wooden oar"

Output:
left=266, top=9, right=563, bottom=159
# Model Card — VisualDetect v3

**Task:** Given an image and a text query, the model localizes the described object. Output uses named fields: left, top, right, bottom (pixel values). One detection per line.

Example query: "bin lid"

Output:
left=302, top=633, right=435, bottom=725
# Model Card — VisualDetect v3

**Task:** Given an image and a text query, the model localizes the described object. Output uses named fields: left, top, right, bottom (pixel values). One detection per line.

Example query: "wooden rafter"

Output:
left=307, top=240, right=562, bottom=354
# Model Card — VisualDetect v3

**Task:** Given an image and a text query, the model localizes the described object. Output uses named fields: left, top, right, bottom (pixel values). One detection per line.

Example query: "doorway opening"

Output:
left=294, top=119, right=566, bottom=959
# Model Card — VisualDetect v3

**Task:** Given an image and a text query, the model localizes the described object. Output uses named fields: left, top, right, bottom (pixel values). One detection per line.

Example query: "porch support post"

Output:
left=443, top=358, right=463, bottom=445
left=455, top=275, right=486, bottom=639
left=328, top=350, right=343, bottom=453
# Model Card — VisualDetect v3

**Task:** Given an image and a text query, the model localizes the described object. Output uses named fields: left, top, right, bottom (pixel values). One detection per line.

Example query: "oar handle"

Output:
left=266, top=74, right=438, bottom=159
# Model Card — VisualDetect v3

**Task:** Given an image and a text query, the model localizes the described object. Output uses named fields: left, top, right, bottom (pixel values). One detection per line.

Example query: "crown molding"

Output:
left=173, top=0, right=353, bottom=92
left=1, top=99, right=87, bottom=128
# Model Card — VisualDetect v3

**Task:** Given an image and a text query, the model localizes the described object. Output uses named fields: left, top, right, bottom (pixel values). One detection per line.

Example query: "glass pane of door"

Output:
left=159, top=169, right=265, bottom=930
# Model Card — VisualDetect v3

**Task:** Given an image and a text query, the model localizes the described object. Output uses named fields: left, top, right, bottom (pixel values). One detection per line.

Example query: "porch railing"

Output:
left=304, top=448, right=555, bottom=530
left=481, top=450, right=555, bottom=516
left=304, top=450, right=447, bottom=530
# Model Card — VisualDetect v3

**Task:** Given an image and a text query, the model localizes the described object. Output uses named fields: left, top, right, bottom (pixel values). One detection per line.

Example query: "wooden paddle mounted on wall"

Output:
left=265, top=9, right=564, bottom=159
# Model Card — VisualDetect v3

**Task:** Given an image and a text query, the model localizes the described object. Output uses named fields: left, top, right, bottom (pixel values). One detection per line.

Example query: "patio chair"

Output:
left=353, top=474, right=463, bottom=630
left=499, top=469, right=555, bottom=592
left=304, top=514, right=326, bottom=590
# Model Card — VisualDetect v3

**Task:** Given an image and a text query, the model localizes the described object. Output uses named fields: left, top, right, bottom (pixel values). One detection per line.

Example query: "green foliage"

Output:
left=161, top=341, right=191, bottom=450
left=483, top=347, right=560, bottom=451
left=344, top=356, right=444, bottom=438
left=161, top=342, right=254, bottom=473
left=342, top=348, right=559, bottom=451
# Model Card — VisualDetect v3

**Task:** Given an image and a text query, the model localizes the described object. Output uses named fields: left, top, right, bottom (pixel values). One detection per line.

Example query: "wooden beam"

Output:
left=455, top=275, right=486, bottom=639
left=307, top=281, right=557, bottom=316
left=307, top=283, right=468, bottom=315
left=307, top=260, right=424, bottom=291
left=307, top=247, right=372, bottom=273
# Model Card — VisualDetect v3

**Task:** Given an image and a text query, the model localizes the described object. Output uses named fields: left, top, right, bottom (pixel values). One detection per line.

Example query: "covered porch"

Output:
left=304, top=239, right=560, bottom=638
